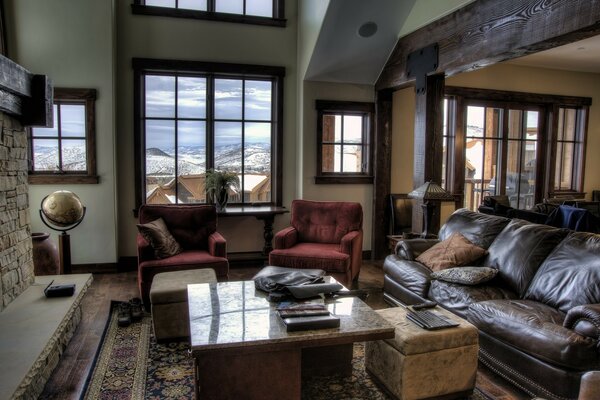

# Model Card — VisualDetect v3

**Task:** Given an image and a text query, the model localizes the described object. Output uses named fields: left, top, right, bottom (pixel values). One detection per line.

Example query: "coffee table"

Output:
left=188, top=279, right=394, bottom=400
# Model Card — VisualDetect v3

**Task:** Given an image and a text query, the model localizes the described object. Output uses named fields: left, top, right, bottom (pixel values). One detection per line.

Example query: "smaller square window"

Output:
left=315, top=100, right=374, bottom=184
left=29, top=88, right=98, bottom=184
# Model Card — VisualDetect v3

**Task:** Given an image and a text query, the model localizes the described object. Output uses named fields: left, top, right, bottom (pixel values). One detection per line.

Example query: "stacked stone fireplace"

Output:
left=0, top=110, right=35, bottom=311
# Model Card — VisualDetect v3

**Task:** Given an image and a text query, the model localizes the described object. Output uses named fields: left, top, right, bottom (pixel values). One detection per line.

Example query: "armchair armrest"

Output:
left=395, top=238, right=439, bottom=261
left=273, top=226, right=298, bottom=249
left=208, top=231, right=227, bottom=258
left=137, top=234, right=155, bottom=262
left=564, top=304, right=600, bottom=340
left=340, top=230, right=361, bottom=255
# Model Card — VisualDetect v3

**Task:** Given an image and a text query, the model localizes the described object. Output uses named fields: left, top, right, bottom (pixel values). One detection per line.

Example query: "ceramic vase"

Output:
left=31, top=232, right=60, bottom=276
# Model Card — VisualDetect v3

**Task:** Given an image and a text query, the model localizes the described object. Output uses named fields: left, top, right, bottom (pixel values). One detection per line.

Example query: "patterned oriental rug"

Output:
left=82, top=301, right=491, bottom=400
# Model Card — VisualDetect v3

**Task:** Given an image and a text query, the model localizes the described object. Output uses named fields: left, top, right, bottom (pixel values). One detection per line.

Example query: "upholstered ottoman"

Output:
left=365, top=306, right=478, bottom=400
left=150, top=269, right=217, bottom=341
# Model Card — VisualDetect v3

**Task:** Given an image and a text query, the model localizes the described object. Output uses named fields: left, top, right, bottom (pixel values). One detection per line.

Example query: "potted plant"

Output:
left=205, top=169, right=240, bottom=211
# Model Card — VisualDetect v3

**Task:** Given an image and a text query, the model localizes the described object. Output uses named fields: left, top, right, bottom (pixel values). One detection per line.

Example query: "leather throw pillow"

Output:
left=136, top=217, right=183, bottom=259
left=431, top=266, right=498, bottom=285
left=416, top=232, right=488, bottom=272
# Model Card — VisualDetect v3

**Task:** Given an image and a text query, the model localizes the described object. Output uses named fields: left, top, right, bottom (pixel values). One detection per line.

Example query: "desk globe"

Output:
left=40, top=190, right=86, bottom=274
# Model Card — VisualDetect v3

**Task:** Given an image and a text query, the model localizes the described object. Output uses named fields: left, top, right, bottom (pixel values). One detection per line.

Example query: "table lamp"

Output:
left=408, top=181, right=455, bottom=237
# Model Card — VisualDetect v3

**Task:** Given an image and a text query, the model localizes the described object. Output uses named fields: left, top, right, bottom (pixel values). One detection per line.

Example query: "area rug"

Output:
left=82, top=301, right=491, bottom=399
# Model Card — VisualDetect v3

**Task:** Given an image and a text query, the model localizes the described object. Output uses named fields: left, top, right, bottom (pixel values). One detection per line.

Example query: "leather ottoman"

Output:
left=150, top=269, right=217, bottom=341
left=365, top=306, right=478, bottom=400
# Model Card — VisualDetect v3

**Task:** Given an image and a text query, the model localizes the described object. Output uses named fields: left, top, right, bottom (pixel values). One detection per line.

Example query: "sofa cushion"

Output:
left=483, top=219, right=568, bottom=296
left=431, top=266, right=498, bottom=286
left=438, top=209, right=510, bottom=249
left=268, top=243, right=349, bottom=273
left=428, top=280, right=517, bottom=318
left=383, top=255, right=432, bottom=299
left=468, top=300, right=599, bottom=370
left=416, top=233, right=487, bottom=271
left=136, top=217, right=183, bottom=259
left=291, top=200, right=362, bottom=244
left=525, top=232, right=600, bottom=312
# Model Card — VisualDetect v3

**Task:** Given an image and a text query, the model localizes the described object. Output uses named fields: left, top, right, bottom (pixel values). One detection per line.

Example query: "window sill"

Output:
left=131, top=4, right=286, bottom=27
left=29, top=175, right=100, bottom=185
left=315, top=175, right=374, bottom=185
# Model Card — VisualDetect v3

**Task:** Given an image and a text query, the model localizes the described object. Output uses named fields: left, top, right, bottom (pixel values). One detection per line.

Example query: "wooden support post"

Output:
left=59, top=233, right=72, bottom=275
left=412, top=73, right=445, bottom=233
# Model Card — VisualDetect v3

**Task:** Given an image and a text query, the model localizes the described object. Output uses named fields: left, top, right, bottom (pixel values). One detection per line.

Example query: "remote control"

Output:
left=412, top=301, right=437, bottom=310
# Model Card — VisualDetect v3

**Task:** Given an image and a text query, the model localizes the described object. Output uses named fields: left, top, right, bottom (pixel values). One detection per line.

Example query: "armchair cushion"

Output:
left=416, top=232, right=488, bottom=271
left=269, top=243, right=349, bottom=273
left=136, top=217, right=183, bottom=259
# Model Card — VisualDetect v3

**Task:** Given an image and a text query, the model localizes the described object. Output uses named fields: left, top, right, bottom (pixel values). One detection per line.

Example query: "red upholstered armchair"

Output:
left=268, top=200, right=363, bottom=287
left=137, top=204, right=229, bottom=309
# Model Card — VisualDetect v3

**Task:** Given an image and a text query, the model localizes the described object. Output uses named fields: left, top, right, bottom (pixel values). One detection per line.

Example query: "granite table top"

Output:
left=187, top=280, right=395, bottom=355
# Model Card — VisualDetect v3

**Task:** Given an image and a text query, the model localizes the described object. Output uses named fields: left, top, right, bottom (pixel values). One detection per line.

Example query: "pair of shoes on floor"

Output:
left=117, top=298, right=144, bottom=327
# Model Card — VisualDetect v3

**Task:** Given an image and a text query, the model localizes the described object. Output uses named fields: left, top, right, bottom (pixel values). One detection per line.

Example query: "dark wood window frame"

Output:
left=315, top=100, right=374, bottom=185
left=131, top=0, right=286, bottom=27
left=444, top=86, right=591, bottom=205
left=28, top=88, right=98, bottom=184
left=132, top=57, right=285, bottom=213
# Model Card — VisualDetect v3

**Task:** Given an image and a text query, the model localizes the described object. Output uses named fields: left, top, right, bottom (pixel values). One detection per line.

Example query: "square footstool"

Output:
left=365, top=306, right=478, bottom=400
left=150, top=269, right=217, bottom=341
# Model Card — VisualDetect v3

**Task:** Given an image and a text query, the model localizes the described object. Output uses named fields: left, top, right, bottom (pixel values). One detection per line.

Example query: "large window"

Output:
left=132, top=0, right=286, bottom=27
left=133, top=58, right=284, bottom=210
left=29, top=88, right=98, bottom=184
left=315, top=100, right=374, bottom=184
left=443, top=87, right=590, bottom=211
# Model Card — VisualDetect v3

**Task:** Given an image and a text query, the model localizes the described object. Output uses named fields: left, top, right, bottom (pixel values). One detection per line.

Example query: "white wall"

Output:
left=116, top=1, right=299, bottom=256
left=301, top=81, right=375, bottom=250
left=5, top=0, right=118, bottom=264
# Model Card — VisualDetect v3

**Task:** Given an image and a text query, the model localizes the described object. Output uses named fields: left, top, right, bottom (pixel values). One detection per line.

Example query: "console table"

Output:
left=217, top=206, right=288, bottom=255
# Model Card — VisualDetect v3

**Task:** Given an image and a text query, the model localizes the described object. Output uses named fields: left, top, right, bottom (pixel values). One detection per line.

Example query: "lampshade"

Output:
left=408, top=181, right=454, bottom=201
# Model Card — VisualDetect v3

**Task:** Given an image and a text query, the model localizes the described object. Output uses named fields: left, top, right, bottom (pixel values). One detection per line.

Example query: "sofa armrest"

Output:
left=564, top=304, right=600, bottom=340
left=579, top=371, right=600, bottom=400
left=208, top=231, right=227, bottom=258
left=273, top=226, right=298, bottom=249
left=395, top=239, right=439, bottom=261
left=340, top=230, right=361, bottom=255
left=137, top=234, right=154, bottom=262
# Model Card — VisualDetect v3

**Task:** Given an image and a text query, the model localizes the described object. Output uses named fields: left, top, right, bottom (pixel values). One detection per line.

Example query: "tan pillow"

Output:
left=416, top=232, right=487, bottom=272
left=136, top=217, right=182, bottom=259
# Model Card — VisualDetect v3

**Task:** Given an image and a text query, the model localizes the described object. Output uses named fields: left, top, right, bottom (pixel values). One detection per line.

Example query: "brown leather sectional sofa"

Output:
left=383, top=209, right=600, bottom=400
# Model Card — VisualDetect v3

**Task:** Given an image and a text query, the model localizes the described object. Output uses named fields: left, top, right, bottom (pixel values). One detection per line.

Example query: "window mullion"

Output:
left=241, top=79, right=246, bottom=204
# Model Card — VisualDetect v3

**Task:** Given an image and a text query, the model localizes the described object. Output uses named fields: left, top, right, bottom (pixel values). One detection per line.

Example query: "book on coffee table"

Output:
left=282, top=314, right=341, bottom=332
left=276, top=300, right=328, bottom=318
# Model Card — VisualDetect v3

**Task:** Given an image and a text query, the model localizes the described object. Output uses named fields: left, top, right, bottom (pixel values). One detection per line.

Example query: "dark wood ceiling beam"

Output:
left=376, top=0, right=600, bottom=91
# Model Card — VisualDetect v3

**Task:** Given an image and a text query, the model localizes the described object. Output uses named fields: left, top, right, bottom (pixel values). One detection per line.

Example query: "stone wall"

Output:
left=0, top=111, right=34, bottom=311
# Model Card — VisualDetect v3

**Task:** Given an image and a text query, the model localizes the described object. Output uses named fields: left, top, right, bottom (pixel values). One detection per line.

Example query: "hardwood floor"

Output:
left=40, top=262, right=529, bottom=399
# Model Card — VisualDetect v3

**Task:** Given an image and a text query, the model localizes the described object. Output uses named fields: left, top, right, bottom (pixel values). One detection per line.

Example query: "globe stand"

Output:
left=39, top=207, right=86, bottom=275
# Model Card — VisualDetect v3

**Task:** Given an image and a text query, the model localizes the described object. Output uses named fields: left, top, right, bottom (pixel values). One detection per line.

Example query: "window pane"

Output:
left=61, top=139, right=87, bottom=171
left=177, top=120, right=206, bottom=176
left=244, top=122, right=271, bottom=172
left=343, top=115, right=362, bottom=143
left=177, top=77, right=206, bottom=119
left=215, top=121, right=242, bottom=172
left=466, top=106, right=484, bottom=138
left=146, top=0, right=175, bottom=7
left=146, top=75, right=175, bottom=118
left=32, top=106, right=58, bottom=137
left=32, top=139, right=59, bottom=171
left=322, top=144, right=335, bottom=172
left=334, top=115, right=342, bottom=142
left=342, top=145, right=363, bottom=173
left=485, top=108, right=501, bottom=138
left=563, top=108, right=577, bottom=141
left=246, top=0, right=272, bottom=17
left=60, top=104, right=86, bottom=137
left=526, top=111, right=539, bottom=141
left=522, top=140, right=536, bottom=209
left=244, top=80, right=271, bottom=121
left=178, top=0, right=207, bottom=10
left=145, top=120, right=175, bottom=204
left=508, top=109, right=522, bottom=139
left=334, top=145, right=342, bottom=172
left=442, top=136, right=448, bottom=189
left=561, top=143, right=574, bottom=190
left=322, top=115, right=336, bottom=143
left=554, top=143, right=563, bottom=190
left=215, top=0, right=243, bottom=14
left=215, top=79, right=242, bottom=120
